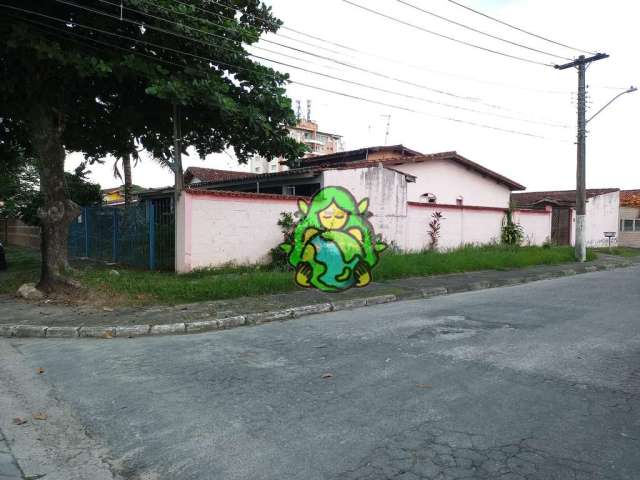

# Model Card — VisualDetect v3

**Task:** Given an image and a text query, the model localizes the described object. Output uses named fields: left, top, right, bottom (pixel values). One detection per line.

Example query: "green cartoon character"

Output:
left=280, top=186, right=387, bottom=292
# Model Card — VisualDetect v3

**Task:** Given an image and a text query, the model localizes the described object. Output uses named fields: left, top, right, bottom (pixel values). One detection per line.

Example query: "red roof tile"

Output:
left=184, top=167, right=254, bottom=184
left=621, top=189, right=640, bottom=207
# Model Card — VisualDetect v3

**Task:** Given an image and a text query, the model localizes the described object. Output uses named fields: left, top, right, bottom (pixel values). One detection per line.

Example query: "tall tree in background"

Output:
left=0, top=1, right=304, bottom=292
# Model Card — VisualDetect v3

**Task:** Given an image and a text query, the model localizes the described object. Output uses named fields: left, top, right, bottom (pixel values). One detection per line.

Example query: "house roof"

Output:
left=187, top=162, right=416, bottom=190
left=297, top=144, right=422, bottom=166
left=512, top=188, right=620, bottom=208
left=300, top=146, right=525, bottom=191
left=621, top=189, right=640, bottom=207
left=182, top=145, right=523, bottom=191
left=184, top=167, right=255, bottom=184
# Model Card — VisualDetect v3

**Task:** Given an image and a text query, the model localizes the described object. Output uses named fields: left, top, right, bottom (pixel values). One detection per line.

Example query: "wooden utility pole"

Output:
left=172, top=102, right=184, bottom=201
left=555, top=53, right=608, bottom=262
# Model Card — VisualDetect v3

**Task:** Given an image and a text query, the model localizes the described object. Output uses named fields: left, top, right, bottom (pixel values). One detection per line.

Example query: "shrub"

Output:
left=269, top=211, right=296, bottom=270
left=428, top=211, right=444, bottom=250
left=501, top=209, right=524, bottom=246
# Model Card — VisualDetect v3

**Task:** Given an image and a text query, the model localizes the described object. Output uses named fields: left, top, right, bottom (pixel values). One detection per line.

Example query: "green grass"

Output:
left=1, top=243, right=597, bottom=305
left=77, top=244, right=595, bottom=305
left=0, top=245, right=41, bottom=295
left=592, top=246, right=640, bottom=257
left=374, top=244, right=595, bottom=280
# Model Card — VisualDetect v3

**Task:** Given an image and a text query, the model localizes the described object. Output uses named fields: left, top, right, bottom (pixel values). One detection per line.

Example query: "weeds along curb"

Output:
left=0, top=261, right=633, bottom=340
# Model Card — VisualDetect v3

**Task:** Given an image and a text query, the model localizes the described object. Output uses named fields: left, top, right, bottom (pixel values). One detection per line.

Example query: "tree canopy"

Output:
left=0, top=0, right=305, bottom=290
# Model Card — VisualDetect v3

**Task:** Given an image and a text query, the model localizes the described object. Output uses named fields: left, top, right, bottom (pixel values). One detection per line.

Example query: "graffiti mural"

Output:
left=280, top=186, right=386, bottom=292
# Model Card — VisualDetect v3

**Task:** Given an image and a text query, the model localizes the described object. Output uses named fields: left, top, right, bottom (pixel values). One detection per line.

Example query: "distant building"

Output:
left=101, top=185, right=147, bottom=205
left=249, top=118, right=344, bottom=174
left=619, top=189, right=640, bottom=247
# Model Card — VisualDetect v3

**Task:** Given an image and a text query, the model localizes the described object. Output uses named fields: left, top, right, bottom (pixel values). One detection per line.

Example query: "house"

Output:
left=101, top=185, right=148, bottom=206
left=186, top=145, right=525, bottom=207
left=511, top=189, right=620, bottom=247
left=163, top=145, right=549, bottom=271
left=619, top=190, right=640, bottom=247
left=249, top=118, right=344, bottom=174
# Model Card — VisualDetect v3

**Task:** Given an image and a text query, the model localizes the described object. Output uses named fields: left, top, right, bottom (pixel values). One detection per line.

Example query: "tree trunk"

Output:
left=123, top=153, right=132, bottom=206
left=30, top=106, right=80, bottom=293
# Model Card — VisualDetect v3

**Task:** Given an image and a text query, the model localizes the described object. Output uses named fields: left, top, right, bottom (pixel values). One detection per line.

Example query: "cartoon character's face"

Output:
left=318, top=202, right=349, bottom=230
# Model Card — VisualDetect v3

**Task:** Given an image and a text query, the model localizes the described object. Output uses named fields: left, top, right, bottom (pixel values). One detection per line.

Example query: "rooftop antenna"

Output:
left=295, top=100, right=302, bottom=120
left=381, top=114, right=391, bottom=145
left=306, top=99, right=312, bottom=122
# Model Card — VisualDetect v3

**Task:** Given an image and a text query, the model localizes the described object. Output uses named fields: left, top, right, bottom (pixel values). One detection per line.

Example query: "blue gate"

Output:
left=68, top=200, right=174, bottom=270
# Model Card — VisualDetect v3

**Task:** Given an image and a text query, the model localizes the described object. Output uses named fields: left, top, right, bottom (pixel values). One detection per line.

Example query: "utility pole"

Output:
left=555, top=53, right=608, bottom=262
left=172, top=102, right=184, bottom=201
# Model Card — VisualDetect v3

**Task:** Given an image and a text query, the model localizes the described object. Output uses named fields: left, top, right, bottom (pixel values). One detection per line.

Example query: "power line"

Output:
left=2, top=5, right=570, bottom=143
left=78, top=0, right=526, bottom=109
left=60, top=0, right=570, bottom=127
left=162, top=0, right=576, bottom=96
left=342, top=0, right=555, bottom=67
left=290, top=81, right=571, bottom=142
left=167, top=0, right=360, bottom=54
left=445, top=0, right=596, bottom=56
left=396, top=0, right=570, bottom=60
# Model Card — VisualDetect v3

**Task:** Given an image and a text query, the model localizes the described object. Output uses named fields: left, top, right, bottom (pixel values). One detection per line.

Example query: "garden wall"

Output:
left=176, top=185, right=552, bottom=272
left=0, top=218, right=40, bottom=249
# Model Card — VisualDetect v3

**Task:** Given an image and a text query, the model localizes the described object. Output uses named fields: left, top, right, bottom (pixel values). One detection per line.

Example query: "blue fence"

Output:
left=68, top=199, right=174, bottom=270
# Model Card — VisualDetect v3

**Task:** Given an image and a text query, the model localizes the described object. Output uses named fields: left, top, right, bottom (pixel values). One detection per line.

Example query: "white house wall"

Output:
left=585, top=191, right=620, bottom=247
left=322, top=166, right=407, bottom=247
left=394, top=159, right=512, bottom=207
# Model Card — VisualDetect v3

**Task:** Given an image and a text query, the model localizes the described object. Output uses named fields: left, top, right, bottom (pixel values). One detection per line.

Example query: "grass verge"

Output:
left=1, top=244, right=596, bottom=305
left=592, top=247, right=640, bottom=257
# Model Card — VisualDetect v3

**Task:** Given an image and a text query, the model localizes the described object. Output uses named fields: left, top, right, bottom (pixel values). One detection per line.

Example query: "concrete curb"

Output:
left=0, top=261, right=634, bottom=340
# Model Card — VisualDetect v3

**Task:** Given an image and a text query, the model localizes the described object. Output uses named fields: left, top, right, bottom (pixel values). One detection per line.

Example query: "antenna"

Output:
left=381, top=114, right=391, bottom=145
left=295, top=100, right=302, bottom=120
left=306, top=99, right=312, bottom=122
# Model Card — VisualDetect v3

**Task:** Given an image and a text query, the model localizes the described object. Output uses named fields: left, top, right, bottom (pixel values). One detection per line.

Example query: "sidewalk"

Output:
left=1, top=254, right=638, bottom=339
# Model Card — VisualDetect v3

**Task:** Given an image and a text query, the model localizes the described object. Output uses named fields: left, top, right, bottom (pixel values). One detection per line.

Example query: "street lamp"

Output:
left=587, top=86, right=637, bottom=124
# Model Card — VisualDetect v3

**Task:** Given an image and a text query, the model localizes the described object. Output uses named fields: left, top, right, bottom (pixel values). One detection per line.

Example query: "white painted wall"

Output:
left=321, top=166, right=407, bottom=247
left=180, top=191, right=299, bottom=271
left=393, top=159, right=512, bottom=207
left=514, top=209, right=552, bottom=246
left=585, top=191, right=620, bottom=247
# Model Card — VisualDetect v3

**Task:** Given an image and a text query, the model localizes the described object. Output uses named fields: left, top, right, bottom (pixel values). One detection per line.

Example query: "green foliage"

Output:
left=1, top=1, right=305, bottom=164
left=501, top=209, right=525, bottom=246
left=427, top=211, right=444, bottom=250
left=269, top=211, right=296, bottom=270
left=0, top=150, right=39, bottom=218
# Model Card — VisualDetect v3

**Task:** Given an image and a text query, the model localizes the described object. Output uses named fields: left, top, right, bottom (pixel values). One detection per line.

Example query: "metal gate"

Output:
left=68, top=200, right=174, bottom=270
left=551, top=208, right=571, bottom=245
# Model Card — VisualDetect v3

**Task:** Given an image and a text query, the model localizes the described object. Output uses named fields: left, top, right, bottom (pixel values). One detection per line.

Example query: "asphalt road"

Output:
left=5, top=266, right=640, bottom=480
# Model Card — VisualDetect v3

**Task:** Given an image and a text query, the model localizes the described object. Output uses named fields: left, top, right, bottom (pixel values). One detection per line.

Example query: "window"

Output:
left=421, top=193, right=437, bottom=203
left=623, top=219, right=635, bottom=232
left=269, top=164, right=277, bottom=172
left=284, top=186, right=296, bottom=195
left=636, top=219, right=640, bottom=231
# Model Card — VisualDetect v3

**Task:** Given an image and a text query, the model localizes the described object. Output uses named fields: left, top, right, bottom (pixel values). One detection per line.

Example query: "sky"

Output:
left=67, top=0, right=640, bottom=193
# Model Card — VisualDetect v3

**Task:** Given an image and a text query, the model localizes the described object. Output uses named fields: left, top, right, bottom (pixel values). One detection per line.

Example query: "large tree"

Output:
left=0, top=1, right=304, bottom=292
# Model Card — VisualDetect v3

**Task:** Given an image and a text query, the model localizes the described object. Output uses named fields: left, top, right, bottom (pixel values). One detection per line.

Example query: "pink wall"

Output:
left=176, top=190, right=300, bottom=272
left=514, top=209, right=552, bottom=246
left=175, top=166, right=552, bottom=271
